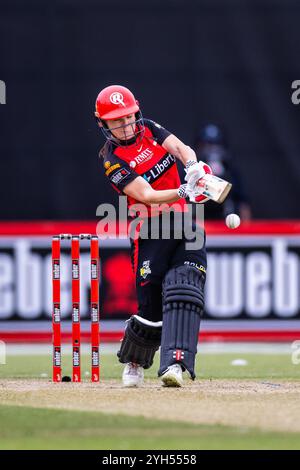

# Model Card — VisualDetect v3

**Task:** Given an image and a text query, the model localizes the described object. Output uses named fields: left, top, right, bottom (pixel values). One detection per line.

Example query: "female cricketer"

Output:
left=95, top=85, right=210, bottom=387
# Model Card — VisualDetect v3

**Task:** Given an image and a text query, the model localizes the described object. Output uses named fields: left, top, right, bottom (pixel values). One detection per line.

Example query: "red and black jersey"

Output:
left=100, top=119, right=186, bottom=217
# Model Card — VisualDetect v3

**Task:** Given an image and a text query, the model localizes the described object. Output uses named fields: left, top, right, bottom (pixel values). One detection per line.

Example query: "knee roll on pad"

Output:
left=158, top=265, right=205, bottom=379
left=117, top=315, right=162, bottom=369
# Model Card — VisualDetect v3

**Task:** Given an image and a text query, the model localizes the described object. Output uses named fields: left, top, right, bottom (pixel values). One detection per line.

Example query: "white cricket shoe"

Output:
left=122, top=363, right=144, bottom=387
left=161, top=364, right=184, bottom=387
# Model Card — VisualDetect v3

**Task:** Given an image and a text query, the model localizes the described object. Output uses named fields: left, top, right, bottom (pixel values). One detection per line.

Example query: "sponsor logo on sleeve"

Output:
left=105, top=163, right=121, bottom=176
left=111, top=168, right=130, bottom=185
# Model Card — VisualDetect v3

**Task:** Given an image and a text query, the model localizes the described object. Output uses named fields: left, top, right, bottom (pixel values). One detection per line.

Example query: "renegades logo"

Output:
left=110, top=92, right=125, bottom=107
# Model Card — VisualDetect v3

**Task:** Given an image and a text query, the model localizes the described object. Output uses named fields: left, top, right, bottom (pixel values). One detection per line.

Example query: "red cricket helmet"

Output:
left=95, top=85, right=140, bottom=120
left=94, top=85, right=144, bottom=145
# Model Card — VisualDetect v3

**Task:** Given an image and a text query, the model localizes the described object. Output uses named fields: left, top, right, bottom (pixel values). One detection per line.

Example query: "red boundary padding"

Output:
left=0, top=220, right=300, bottom=236
left=1, top=330, right=300, bottom=343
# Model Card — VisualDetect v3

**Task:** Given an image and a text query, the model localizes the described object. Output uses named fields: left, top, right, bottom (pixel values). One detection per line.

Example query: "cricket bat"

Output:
left=192, top=173, right=232, bottom=204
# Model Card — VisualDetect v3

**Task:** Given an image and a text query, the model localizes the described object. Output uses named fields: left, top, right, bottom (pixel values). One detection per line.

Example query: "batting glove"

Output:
left=184, top=160, right=207, bottom=188
left=177, top=184, right=189, bottom=199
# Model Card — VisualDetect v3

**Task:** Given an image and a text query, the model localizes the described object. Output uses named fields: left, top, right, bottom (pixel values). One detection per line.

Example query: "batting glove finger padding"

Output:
left=184, top=160, right=207, bottom=186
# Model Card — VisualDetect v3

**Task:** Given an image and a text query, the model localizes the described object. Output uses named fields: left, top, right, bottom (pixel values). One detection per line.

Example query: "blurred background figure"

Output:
left=195, top=123, right=252, bottom=220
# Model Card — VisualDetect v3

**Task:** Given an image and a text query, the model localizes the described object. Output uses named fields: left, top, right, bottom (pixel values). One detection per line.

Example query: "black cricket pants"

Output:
left=130, top=213, right=207, bottom=323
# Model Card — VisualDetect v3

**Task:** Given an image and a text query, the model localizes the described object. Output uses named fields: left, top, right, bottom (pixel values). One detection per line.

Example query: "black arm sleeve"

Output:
left=144, top=119, right=172, bottom=146
left=103, top=156, right=139, bottom=194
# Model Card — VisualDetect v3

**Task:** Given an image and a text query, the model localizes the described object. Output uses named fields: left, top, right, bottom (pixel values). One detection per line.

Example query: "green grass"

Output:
left=1, top=352, right=300, bottom=380
left=1, top=352, right=300, bottom=450
left=0, top=404, right=300, bottom=450
left=197, top=353, right=300, bottom=380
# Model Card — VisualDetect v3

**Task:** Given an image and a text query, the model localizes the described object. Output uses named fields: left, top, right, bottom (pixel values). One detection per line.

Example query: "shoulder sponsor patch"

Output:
left=111, top=168, right=130, bottom=185
left=105, top=163, right=121, bottom=176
